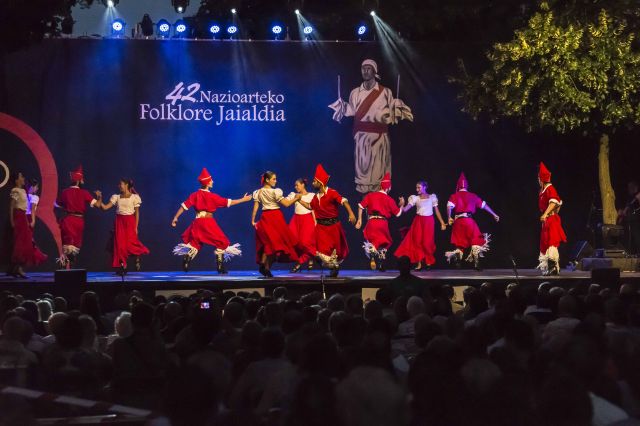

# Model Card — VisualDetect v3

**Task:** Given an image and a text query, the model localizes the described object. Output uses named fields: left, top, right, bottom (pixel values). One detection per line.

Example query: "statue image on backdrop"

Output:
left=329, top=59, right=414, bottom=194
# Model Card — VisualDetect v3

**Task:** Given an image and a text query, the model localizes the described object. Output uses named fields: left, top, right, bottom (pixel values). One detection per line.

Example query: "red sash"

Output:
left=353, top=86, right=389, bottom=137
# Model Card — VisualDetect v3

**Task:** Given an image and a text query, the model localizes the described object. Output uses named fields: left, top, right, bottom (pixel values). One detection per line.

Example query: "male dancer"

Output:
left=356, top=172, right=404, bottom=271
left=445, top=173, right=500, bottom=270
left=298, top=164, right=356, bottom=277
left=171, top=168, right=251, bottom=274
left=56, top=166, right=100, bottom=268
left=538, top=162, right=567, bottom=276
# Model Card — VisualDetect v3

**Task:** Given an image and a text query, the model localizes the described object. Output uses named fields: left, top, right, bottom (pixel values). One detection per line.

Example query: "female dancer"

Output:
left=26, top=179, right=40, bottom=227
left=394, top=181, right=446, bottom=270
left=287, top=178, right=316, bottom=273
left=251, top=171, right=301, bottom=277
left=97, top=178, right=149, bottom=274
left=8, top=172, right=47, bottom=277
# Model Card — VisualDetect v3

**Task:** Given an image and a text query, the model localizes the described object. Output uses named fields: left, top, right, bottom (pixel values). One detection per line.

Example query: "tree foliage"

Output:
left=0, top=0, right=98, bottom=54
left=453, top=4, right=640, bottom=136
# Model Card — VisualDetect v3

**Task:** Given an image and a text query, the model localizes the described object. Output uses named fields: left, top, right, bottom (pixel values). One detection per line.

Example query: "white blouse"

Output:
left=287, top=192, right=315, bottom=215
left=253, top=188, right=284, bottom=210
left=10, top=188, right=28, bottom=211
left=109, top=193, right=142, bottom=216
left=407, top=194, right=438, bottom=217
left=26, top=194, right=39, bottom=215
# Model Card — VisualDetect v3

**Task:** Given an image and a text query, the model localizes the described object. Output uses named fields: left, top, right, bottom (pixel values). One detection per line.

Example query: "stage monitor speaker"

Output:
left=591, top=267, right=620, bottom=290
left=570, top=240, right=594, bottom=261
left=54, top=269, right=87, bottom=308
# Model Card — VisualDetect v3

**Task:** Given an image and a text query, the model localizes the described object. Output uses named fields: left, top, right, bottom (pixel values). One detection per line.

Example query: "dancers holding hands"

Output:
left=393, top=180, right=447, bottom=271
left=5, top=162, right=570, bottom=277
left=251, top=171, right=302, bottom=278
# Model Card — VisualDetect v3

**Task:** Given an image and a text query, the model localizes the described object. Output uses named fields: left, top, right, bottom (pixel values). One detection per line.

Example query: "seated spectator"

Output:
left=111, top=302, right=173, bottom=408
left=390, top=256, right=425, bottom=298
left=543, top=295, right=581, bottom=344
left=229, top=328, right=292, bottom=419
left=0, top=316, right=38, bottom=370
left=336, top=367, right=408, bottom=426
left=41, top=315, right=109, bottom=398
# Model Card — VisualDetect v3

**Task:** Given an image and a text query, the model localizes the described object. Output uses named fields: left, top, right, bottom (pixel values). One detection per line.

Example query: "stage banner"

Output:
left=0, top=39, right=595, bottom=270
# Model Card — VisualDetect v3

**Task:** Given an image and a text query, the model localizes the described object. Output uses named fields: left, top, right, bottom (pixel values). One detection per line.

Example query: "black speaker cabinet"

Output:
left=591, top=267, right=621, bottom=290
left=54, top=269, right=87, bottom=308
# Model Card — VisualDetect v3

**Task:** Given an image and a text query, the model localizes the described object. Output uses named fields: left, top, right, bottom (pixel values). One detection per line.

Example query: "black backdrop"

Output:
left=1, top=39, right=638, bottom=271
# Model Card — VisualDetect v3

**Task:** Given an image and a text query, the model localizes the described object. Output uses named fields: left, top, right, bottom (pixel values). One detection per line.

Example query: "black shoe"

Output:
left=259, top=264, right=267, bottom=277
left=377, top=261, right=386, bottom=272
left=329, top=268, right=339, bottom=278
left=135, top=256, right=141, bottom=272
left=216, top=254, right=228, bottom=274
left=369, top=258, right=377, bottom=271
left=473, top=259, right=482, bottom=271
left=182, top=255, right=190, bottom=273
left=264, top=269, right=274, bottom=278
left=290, top=263, right=302, bottom=273
left=547, top=260, right=559, bottom=276
left=15, top=267, right=27, bottom=279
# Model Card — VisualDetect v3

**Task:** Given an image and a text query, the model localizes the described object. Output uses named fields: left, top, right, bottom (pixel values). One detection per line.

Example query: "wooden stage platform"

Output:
left=1, top=269, right=638, bottom=304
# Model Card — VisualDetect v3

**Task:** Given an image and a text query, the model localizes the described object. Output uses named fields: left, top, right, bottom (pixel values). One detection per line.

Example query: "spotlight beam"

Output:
left=295, top=11, right=319, bottom=41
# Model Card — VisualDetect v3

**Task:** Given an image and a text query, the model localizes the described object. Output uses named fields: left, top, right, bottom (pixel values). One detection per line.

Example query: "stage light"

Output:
left=357, top=25, right=367, bottom=36
left=303, top=25, right=313, bottom=35
left=157, top=19, right=170, bottom=37
left=171, top=0, right=189, bottom=14
left=295, top=9, right=300, bottom=15
left=227, top=25, right=238, bottom=34
left=103, top=0, right=116, bottom=7
left=272, top=25, right=282, bottom=35
left=175, top=20, right=187, bottom=35
left=111, top=19, right=125, bottom=36
left=209, top=24, right=220, bottom=34
left=231, top=8, right=236, bottom=14
left=370, top=11, right=376, bottom=17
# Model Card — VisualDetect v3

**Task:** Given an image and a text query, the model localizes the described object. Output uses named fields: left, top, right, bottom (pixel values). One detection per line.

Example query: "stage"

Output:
left=1, top=269, right=638, bottom=307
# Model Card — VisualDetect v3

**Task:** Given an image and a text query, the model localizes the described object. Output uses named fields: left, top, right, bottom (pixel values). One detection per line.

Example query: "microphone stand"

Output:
left=510, top=255, right=520, bottom=285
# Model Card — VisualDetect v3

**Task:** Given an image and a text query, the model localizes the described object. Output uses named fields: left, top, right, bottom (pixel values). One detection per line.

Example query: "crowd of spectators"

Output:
left=1, top=259, right=640, bottom=426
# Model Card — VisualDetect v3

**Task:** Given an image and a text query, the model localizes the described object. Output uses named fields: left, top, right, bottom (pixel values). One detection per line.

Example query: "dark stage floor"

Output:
left=1, top=268, right=638, bottom=290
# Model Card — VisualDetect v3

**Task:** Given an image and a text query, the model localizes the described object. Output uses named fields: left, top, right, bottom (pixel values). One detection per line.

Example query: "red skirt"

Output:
left=364, top=218, right=392, bottom=250
left=289, top=213, right=316, bottom=264
left=316, top=221, right=349, bottom=261
left=256, top=209, right=299, bottom=263
left=540, top=214, right=567, bottom=253
left=60, top=214, right=85, bottom=249
left=112, top=215, right=150, bottom=268
left=394, top=215, right=435, bottom=265
left=181, top=217, right=230, bottom=251
left=12, top=210, right=47, bottom=266
left=450, top=217, right=485, bottom=249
